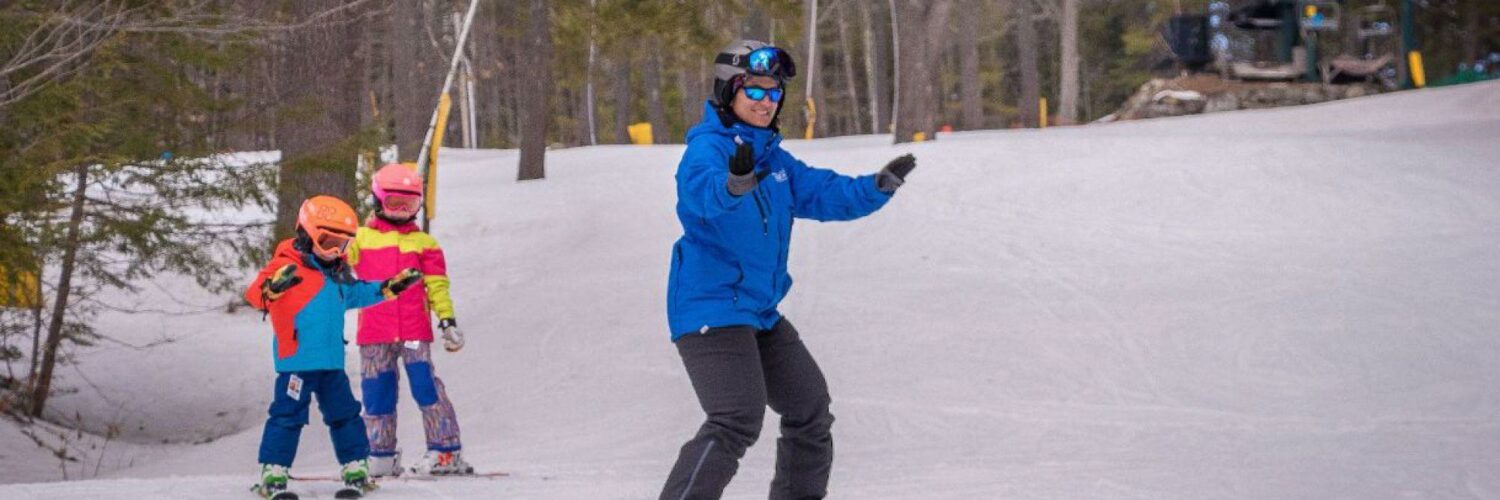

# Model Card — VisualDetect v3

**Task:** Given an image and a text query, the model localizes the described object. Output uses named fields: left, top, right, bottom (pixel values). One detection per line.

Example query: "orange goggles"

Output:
left=314, top=230, right=354, bottom=256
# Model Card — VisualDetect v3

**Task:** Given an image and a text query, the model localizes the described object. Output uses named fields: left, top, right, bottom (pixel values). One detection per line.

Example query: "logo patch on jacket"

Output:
left=772, top=169, right=788, bottom=183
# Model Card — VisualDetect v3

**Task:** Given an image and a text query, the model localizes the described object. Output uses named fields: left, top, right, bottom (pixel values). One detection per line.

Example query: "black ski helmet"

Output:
left=712, top=39, right=797, bottom=111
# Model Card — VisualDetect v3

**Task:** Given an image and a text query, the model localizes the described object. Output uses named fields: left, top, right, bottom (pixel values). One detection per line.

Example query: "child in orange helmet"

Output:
left=245, top=195, right=424, bottom=499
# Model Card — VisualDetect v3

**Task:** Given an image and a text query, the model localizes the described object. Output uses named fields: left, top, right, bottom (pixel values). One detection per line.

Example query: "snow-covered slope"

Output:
left=4, top=81, right=1499, bottom=499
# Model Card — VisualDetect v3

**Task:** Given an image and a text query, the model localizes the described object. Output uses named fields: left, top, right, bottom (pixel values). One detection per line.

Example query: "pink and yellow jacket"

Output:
left=349, top=217, right=454, bottom=345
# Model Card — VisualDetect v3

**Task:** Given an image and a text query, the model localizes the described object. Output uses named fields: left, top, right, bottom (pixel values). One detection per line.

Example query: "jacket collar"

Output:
left=368, top=215, right=420, bottom=234
left=687, top=101, right=783, bottom=164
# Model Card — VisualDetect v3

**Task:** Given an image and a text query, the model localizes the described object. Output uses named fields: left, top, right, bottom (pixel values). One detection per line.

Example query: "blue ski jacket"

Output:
left=667, top=101, right=893, bottom=340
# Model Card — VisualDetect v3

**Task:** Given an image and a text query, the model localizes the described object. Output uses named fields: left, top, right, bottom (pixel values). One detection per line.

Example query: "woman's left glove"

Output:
left=438, top=318, right=465, bottom=352
left=877, top=154, right=917, bottom=193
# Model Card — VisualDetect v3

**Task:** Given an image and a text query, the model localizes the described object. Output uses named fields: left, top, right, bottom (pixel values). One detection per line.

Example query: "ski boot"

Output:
left=254, top=464, right=297, bottom=500
left=335, top=459, right=376, bottom=499
left=369, top=450, right=401, bottom=478
left=411, top=449, right=474, bottom=476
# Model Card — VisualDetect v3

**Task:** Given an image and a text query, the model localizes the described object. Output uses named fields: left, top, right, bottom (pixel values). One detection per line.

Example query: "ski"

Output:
left=249, top=483, right=299, bottom=500
left=291, top=470, right=509, bottom=482
left=334, top=485, right=366, bottom=499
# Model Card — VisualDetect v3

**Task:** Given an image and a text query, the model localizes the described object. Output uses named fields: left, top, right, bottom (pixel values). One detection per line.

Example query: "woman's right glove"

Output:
left=726, top=139, right=759, bottom=196
left=380, top=268, right=423, bottom=299
left=877, top=154, right=917, bottom=193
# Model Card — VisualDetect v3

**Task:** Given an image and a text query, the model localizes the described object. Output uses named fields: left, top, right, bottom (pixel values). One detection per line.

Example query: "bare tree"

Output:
left=29, top=166, right=86, bottom=417
left=1016, top=0, right=1041, bottom=128
left=274, top=0, right=369, bottom=238
left=390, top=0, right=444, bottom=162
left=892, top=0, right=950, bottom=143
left=643, top=38, right=668, bottom=144
left=517, top=0, right=550, bottom=180
left=958, top=0, right=983, bottom=130
left=835, top=2, right=864, bottom=135
left=611, top=52, right=632, bottom=144
left=860, top=0, right=890, bottom=134
left=1058, top=0, right=1080, bottom=125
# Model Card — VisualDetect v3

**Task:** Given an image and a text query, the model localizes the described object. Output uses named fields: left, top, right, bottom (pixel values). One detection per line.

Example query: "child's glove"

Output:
left=438, top=318, right=465, bottom=352
left=261, top=264, right=302, bottom=301
left=381, top=268, right=423, bottom=299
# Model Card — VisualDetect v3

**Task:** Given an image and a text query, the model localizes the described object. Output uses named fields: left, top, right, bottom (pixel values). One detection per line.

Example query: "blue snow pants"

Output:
left=257, top=370, right=370, bottom=467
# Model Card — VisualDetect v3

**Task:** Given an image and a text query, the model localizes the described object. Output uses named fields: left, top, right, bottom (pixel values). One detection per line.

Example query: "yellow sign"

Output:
left=0, top=265, right=40, bottom=309
left=628, top=122, right=654, bottom=145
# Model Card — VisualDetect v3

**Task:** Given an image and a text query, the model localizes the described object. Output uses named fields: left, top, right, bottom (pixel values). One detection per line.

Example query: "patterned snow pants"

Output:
left=359, top=341, right=462, bottom=456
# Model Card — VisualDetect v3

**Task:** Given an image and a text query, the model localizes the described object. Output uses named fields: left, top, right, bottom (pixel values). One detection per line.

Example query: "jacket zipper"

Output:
left=751, top=187, right=769, bottom=236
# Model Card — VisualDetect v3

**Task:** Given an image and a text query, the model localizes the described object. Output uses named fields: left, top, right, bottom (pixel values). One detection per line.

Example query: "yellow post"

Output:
left=628, top=123, right=654, bottom=145
left=1407, top=51, right=1426, bottom=88
left=912, top=132, right=927, bottom=142
left=425, top=93, right=453, bottom=222
left=804, top=98, right=818, bottom=140
left=1039, top=97, right=1049, bottom=128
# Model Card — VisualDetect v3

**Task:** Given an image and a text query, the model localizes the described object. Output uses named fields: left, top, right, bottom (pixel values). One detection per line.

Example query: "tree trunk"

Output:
left=643, top=38, right=668, bottom=144
left=743, top=1, right=772, bottom=41
left=892, top=0, right=948, bottom=143
left=861, top=0, right=889, bottom=134
left=679, top=51, right=703, bottom=136
left=836, top=3, right=864, bottom=135
left=804, top=0, right=821, bottom=139
left=1059, top=0, right=1080, bottom=125
left=611, top=52, right=632, bottom=144
left=28, top=276, right=43, bottom=385
left=517, top=0, right=550, bottom=180
left=1463, top=0, right=1480, bottom=63
left=29, top=165, right=85, bottom=417
left=274, top=0, right=366, bottom=239
left=925, top=1, right=951, bottom=131
left=959, top=0, right=983, bottom=130
left=391, top=0, right=440, bottom=162
left=584, top=0, right=598, bottom=146
left=1017, top=0, right=1041, bottom=128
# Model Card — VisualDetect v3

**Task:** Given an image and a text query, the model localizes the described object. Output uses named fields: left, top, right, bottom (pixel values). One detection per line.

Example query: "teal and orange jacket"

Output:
left=348, top=216, right=454, bottom=345
left=245, top=239, right=388, bottom=372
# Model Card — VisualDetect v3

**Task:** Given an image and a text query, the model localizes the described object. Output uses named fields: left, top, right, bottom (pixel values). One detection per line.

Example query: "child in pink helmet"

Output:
left=347, top=163, right=472, bottom=476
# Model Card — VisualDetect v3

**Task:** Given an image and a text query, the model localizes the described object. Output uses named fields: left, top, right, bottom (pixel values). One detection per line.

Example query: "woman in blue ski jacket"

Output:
left=660, top=39, right=917, bottom=500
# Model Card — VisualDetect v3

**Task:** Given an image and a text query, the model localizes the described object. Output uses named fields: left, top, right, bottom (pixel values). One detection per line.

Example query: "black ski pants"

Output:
left=660, top=318, right=835, bottom=500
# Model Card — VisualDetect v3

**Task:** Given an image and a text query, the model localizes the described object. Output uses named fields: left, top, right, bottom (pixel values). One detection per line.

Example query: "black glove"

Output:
left=381, top=268, right=423, bottom=299
left=726, top=141, right=759, bottom=196
left=877, top=154, right=916, bottom=193
left=262, top=264, right=302, bottom=300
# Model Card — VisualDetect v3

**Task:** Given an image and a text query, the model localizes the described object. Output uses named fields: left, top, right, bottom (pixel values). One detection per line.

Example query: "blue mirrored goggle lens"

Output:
left=748, top=47, right=779, bottom=74
left=742, top=86, right=784, bottom=102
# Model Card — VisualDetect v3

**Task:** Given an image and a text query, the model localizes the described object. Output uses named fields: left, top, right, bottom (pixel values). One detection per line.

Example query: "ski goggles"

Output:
left=381, top=192, right=423, bottom=214
left=716, top=46, right=797, bottom=79
left=741, top=85, right=784, bottom=103
left=314, top=230, right=354, bottom=257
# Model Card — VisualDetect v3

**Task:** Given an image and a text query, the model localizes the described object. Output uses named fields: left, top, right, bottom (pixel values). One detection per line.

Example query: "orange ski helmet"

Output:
left=297, top=195, right=358, bottom=260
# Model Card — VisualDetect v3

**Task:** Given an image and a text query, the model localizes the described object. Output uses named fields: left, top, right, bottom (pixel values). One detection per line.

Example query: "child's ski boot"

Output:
left=253, top=464, right=297, bottom=500
left=335, top=459, right=376, bottom=499
left=411, top=450, right=474, bottom=476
